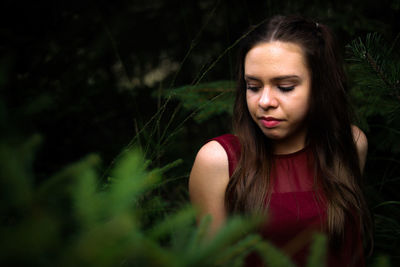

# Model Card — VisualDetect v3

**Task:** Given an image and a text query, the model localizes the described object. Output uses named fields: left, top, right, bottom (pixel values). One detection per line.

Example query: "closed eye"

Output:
left=246, top=85, right=260, bottom=92
left=278, top=85, right=295, bottom=92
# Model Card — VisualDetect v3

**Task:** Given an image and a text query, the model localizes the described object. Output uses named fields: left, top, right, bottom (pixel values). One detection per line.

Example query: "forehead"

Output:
left=244, top=41, right=309, bottom=80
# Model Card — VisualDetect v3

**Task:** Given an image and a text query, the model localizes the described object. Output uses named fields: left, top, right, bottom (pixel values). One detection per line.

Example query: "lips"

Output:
left=259, top=117, right=282, bottom=128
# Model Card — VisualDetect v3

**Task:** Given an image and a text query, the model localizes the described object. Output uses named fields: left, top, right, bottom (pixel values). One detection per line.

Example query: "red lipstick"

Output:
left=260, top=117, right=281, bottom=128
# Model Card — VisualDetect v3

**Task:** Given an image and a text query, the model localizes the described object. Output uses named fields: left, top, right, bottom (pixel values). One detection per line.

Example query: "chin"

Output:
left=262, top=131, right=284, bottom=140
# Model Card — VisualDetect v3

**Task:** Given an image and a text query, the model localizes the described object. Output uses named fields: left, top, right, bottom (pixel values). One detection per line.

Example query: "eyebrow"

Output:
left=244, top=75, right=301, bottom=82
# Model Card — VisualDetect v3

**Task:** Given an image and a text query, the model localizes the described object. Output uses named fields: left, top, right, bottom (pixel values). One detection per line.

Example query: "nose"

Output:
left=258, top=86, right=278, bottom=109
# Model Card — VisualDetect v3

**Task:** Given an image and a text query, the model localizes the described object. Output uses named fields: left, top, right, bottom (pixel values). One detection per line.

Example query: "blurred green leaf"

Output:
left=166, top=80, right=235, bottom=123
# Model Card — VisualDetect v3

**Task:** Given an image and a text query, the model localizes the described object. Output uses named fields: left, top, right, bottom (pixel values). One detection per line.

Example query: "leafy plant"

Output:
left=0, top=133, right=302, bottom=266
left=347, top=33, right=400, bottom=152
left=166, top=80, right=235, bottom=123
left=347, top=33, right=400, bottom=266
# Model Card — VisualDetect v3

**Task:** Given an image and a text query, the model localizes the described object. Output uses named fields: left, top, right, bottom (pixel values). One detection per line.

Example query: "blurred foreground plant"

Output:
left=0, top=134, right=308, bottom=267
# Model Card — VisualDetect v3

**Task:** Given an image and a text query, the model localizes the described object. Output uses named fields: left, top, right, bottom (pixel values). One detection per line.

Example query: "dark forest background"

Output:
left=1, top=0, right=400, bottom=266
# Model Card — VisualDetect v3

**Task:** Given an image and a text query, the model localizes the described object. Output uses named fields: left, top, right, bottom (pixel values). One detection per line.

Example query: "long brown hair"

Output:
left=225, top=15, right=373, bottom=251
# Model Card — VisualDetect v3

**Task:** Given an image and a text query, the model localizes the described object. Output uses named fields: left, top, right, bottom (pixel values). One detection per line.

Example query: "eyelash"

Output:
left=277, top=85, right=295, bottom=92
left=246, top=85, right=295, bottom=92
left=246, top=85, right=259, bottom=92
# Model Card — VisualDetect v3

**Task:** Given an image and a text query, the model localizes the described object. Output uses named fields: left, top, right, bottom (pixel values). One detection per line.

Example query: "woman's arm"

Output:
left=352, top=125, right=368, bottom=173
left=189, top=140, right=230, bottom=236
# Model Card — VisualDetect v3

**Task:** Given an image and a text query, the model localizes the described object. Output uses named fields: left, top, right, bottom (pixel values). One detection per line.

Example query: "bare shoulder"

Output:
left=189, top=140, right=230, bottom=197
left=352, top=125, right=368, bottom=154
left=351, top=125, right=368, bottom=171
left=189, top=140, right=230, bottom=232
left=191, top=140, right=229, bottom=173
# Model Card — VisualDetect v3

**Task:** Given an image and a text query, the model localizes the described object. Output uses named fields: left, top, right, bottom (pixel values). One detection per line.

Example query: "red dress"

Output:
left=210, top=134, right=365, bottom=267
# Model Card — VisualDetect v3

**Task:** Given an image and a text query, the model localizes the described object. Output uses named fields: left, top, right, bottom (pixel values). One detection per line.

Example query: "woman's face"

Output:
left=244, top=41, right=311, bottom=153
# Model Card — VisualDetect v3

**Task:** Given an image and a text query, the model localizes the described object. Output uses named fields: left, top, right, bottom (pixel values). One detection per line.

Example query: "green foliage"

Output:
left=255, top=241, right=296, bottom=267
left=0, top=133, right=337, bottom=266
left=347, top=33, right=400, bottom=152
left=347, top=33, right=400, bottom=266
left=306, top=234, right=327, bottom=267
left=167, top=80, right=235, bottom=123
left=372, top=254, right=391, bottom=267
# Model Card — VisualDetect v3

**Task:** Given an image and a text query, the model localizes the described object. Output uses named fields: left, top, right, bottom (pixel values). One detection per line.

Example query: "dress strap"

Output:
left=208, top=134, right=241, bottom=177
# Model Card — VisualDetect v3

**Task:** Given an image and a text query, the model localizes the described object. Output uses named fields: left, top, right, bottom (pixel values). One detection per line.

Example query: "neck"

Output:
left=272, top=130, right=307, bottom=155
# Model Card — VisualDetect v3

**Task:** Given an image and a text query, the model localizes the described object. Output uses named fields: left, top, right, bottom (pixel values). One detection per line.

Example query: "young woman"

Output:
left=189, top=15, right=373, bottom=266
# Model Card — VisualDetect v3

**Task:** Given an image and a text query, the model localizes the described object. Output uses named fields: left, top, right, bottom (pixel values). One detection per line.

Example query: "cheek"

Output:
left=245, top=95, right=259, bottom=121
left=298, top=99, right=311, bottom=121
left=245, top=93, right=254, bottom=110
left=283, top=94, right=310, bottom=118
